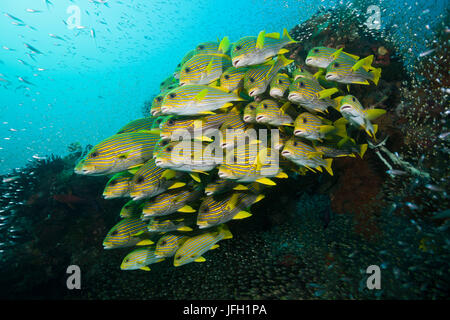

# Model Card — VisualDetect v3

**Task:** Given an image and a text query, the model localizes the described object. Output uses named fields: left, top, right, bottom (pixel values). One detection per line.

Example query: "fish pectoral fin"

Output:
left=233, top=211, right=252, bottom=219
left=189, top=173, right=201, bottom=183
left=194, top=135, right=213, bottom=142
left=140, top=266, right=151, bottom=271
left=168, top=182, right=186, bottom=189
left=233, top=184, right=248, bottom=191
left=210, top=244, right=220, bottom=250
left=198, top=111, right=216, bottom=115
left=307, top=152, right=323, bottom=159
left=194, top=88, right=209, bottom=101
left=278, top=48, right=289, bottom=54
left=136, top=239, right=154, bottom=246
left=192, top=169, right=209, bottom=175
left=275, top=171, right=288, bottom=178
left=161, top=169, right=177, bottom=180
left=221, top=102, right=234, bottom=110
left=319, top=125, right=336, bottom=135
left=351, top=55, right=374, bottom=72
left=177, top=226, right=193, bottom=232
left=194, top=256, right=206, bottom=262
left=316, top=88, right=338, bottom=99
left=352, top=80, right=370, bottom=85
left=178, top=205, right=196, bottom=213
left=256, top=177, right=276, bottom=186
left=254, top=194, right=265, bottom=203
left=330, top=47, right=343, bottom=59
left=365, top=108, right=386, bottom=121
left=225, top=193, right=240, bottom=211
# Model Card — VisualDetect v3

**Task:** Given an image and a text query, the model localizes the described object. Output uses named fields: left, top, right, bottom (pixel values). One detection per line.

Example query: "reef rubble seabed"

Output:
left=0, top=6, right=449, bottom=299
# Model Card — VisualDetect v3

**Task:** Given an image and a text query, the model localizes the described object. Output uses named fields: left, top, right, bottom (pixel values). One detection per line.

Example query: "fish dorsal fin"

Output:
left=205, top=58, right=214, bottom=75
left=351, top=55, right=374, bottom=72
left=265, top=32, right=280, bottom=39
left=331, top=47, right=343, bottom=59
left=218, top=36, right=230, bottom=53
left=256, top=30, right=266, bottom=49
left=280, top=101, right=291, bottom=114
left=194, top=88, right=209, bottom=101
left=225, top=193, right=240, bottom=211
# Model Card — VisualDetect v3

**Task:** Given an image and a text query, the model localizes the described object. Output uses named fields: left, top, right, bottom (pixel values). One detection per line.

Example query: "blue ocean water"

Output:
left=0, top=0, right=446, bottom=174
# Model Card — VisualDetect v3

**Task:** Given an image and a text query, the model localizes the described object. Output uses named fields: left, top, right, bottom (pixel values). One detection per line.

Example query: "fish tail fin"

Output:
left=324, top=158, right=333, bottom=176
left=219, top=224, right=233, bottom=239
left=372, top=67, right=382, bottom=85
left=282, top=27, right=296, bottom=43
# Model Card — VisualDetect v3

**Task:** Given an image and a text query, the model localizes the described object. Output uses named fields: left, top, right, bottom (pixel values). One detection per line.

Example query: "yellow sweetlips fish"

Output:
left=160, top=85, right=245, bottom=116
left=194, top=41, right=221, bottom=55
left=74, top=131, right=160, bottom=176
left=242, top=101, right=258, bottom=123
left=305, top=46, right=360, bottom=69
left=179, top=53, right=232, bottom=86
left=141, top=186, right=202, bottom=219
left=288, top=77, right=339, bottom=113
left=159, top=113, right=234, bottom=141
left=325, top=54, right=381, bottom=85
left=154, top=140, right=223, bottom=174
left=197, top=185, right=265, bottom=229
left=102, top=171, right=133, bottom=199
left=255, top=100, right=294, bottom=126
left=231, top=28, right=296, bottom=67
left=218, top=66, right=248, bottom=92
left=119, top=199, right=143, bottom=218
left=269, top=73, right=291, bottom=99
left=217, top=108, right=249, bottom=149
left=336, top=95, right=386, bottom=138
left=128, top=157, right=186, bottom=201
left=218, top=143, right=287, bottom=186
left=293, top=112, right=347, bottom=142
left=281, top=137, right=333, bottom=175
left=160, top=74, right=179, bottom=92
left=243, top=54, right=293, bottom=97
left=103, top=217, right=151, bottom=249
left=314, top=143, right=367, bottom=159
left=173, top=224, right=233, bottom=267
left=120, top=246, right=165, bottom=271
left=116, top=118, right=155, bottom=134
left=155, top=233, right=189, bottom=258
left=147, top=213, right=195, bottom=233
left=174, top=49, right=197, bottom=79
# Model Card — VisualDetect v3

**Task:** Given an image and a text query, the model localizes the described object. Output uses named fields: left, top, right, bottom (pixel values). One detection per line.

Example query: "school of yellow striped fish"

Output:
left=74, top=28, right=386, bottom=271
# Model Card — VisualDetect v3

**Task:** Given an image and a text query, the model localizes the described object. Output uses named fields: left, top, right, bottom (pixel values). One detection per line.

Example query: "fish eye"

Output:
left=118, top=154, right=127, bottom=159
left=166, top=146, right=173, bottom=152
left=184, top=67, right=190, bottom=73
left=161, top=240, right=166, bottom=245
left=136, top=176, right=145, bottom=184
left=156, top=96, right=162, bottom=102
left=125, top=258, right=129, bottom=262
left=334, top=62, right=340, bottom=67
left=176, top=255, right=182, bottom=260
left=167, top=119, right=174, bottom=126
left=177, top=63, right=181, bottom=67
left=235, top=45, right=241, bottom=51
left=314, top=48, right=319, bottom=53
left=161, top=140, right=169, bottom=146
left=263, top=104, right=267, bottom=109
left=169, top=93, right=176, bottom=99
left=111, top=230, right=119, bottom=236
left=90, top=151, right=99, bottom=158
left=303, top=118, right=307, bottom=123
left=249, top=77, right=255, bottom=83
left=293, top=141, right=298, bottom=146
left=198, top=45, right=204, bottom=50
left=300, top=82, right=304, bottom=87
left=249, top=105, right=255, bottom=110
left=352, top=97, right=356, bottom=102
left=278, top=79, right=283, bottom=84
left=110, top=180, right=117, bottom=186
left=224, top=74, right=230, bottom=80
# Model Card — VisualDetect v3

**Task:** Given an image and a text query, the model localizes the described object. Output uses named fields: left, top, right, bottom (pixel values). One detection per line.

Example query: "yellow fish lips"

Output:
left=74, top=161, right=100, bottom=175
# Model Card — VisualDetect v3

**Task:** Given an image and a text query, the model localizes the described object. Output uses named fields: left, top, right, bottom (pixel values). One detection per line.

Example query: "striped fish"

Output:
left=293, top=112, right=346, bottom=141
left=74, top=131, right=160, bottom=176
left=151, top=92, right=170, bottom=116
left=129, top=158, right=186, bottom=201
left=325, top=55, right=381, bottom=85
left=197, top=186, right=265, bottom=228
left=269, top=73, right=291, bottom=99
left=173, top=224, right=233, bottom=266
left=218, top=143, right=285, bottom=185
left=119, top=199, right=143, bottom=218
left=243, top=102, right=258, bottom=123
left=336, top=95, right=386, bottom=138
left=205, top=177, right=242, bottom=196
left=160, top=75, right=179, bottom=92
left=219, top=110, right=252, bottom=149
left=174, top=49, right=197, bottom=79
left=288, top=77, right=338, bottom=113
left=159, top=113, right=232, bottom=141
left=179, top=53, right=232, bottom=86
left=120, top=247, right=165, bottom=271
left=281, top=138, right=333, bottom=175
left=155, top=233, right=189, bottom=258
left=218, top=66, right=248, bottom=92
left=243, top=54, right=293, bottom=97
left=160, top=85, right=245, bottom=116
left=305, top=47, right=360, bottom=68
left=154, top=140, right=222, bottom=173
left=116, top=118, right=155, bottom=134
left=147, top=213, right=195, bottom=233
left=255, top=99, right=294, bottom=126
left=103, top=218, right=149, bottom=249
left=194, top=41, right=220, bottom=54
left=141, top=186, right=202, bottom=219
left=102, top=171, right=133, bottom=199
left=231, top=28, right=295, bottom=67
